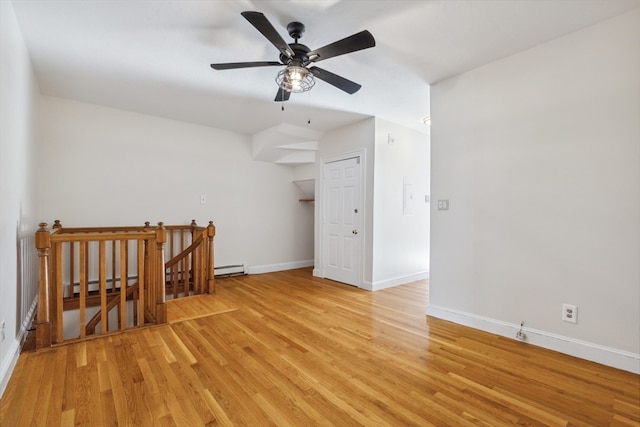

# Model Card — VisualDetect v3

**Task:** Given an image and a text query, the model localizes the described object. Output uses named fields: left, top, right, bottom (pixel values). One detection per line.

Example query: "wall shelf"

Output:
left=293, top=179, right=315, bottom=202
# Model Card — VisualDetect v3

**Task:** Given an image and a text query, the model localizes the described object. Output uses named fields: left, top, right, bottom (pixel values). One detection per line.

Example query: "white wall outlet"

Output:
left=200, top=194, right=207, bottom=205
left=562, top=304, right=578, bottom=323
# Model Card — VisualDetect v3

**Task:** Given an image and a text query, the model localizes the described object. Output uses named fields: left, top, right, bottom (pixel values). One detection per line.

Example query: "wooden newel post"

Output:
left=35, top=223, right=52, bottom=349
left=207, top=220, right=216, bottom=294
left=143, top=221, right=151, bottom=273
left=190, top=220, right=198, bottom=288
left=155, top=222, right=167, bottom=324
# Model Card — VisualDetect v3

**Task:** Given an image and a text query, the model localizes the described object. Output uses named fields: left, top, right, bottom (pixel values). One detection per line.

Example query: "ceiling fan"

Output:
left=210, top=11, right=376, bottom=102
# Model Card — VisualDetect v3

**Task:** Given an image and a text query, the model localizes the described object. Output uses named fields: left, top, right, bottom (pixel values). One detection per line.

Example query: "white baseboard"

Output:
left=0, top=338, right=21, bottom=399
left=1, top=297, right=38, bottom=399
left=313, top=269, right=429, bottom=291
left=427, top=305, right=640, bottom=374
left=367, top=270, right=429, bottom=291
left=247, top=259, right=314, bottom=275
left=360, top=281, right=373, bottom=291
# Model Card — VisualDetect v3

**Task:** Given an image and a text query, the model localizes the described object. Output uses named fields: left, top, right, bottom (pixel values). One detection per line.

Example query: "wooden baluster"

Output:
left=124, top=239, right=129, bottom=324
left=84, top=240, right=89, bottom=310
left=179, top=227, right=185, bottom=294
left=193, top=244, right=200, bottom=294
left=69, top=242, right=75, bottom=299
left=79, top=242, right=87, bottom=338
left=35, top=223, right=52, bottom=349
left=133, top=288, right=138, bottom=327
left=137, top=239, right=145, bottom=326
left=190, top=220, right=197, bottom=294
left=50, top=220, right=63, bottom=339
left=199, top=238, right=205, bottom=294
left=172, top=265, right=178, bottom=299
left=169, top=228, right=174, bottom=274
left=143, top=223, right=151, bottom=326
left=99, top=240, right=107, bottom=334
left=199, top=237, right=205, bottom=293
left=119, top=239, right=127, bottom=330
left=184, top=252, right=191, bottom=296
left=111, top=238, right=116, bottom=292
left=52, top=222, right=63, bottom=342
left=207, top=221, right=216, bottom=294
left=178, top=224, right=185, bottom=294
left=54, top=241, right=63, bottom=343
left=155, top=222, right=167, bottom=324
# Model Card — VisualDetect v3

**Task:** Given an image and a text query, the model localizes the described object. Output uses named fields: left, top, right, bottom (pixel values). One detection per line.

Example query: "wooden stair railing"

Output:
left=34, top=219, right=215, bottom=349
left=85, top=282, right=139, bottom=335
left=164, top=221, right=216, bottom=299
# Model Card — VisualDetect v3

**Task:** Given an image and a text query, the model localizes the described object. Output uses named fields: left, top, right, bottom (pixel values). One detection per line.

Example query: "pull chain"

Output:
left=307, top=89, right=311, bottom=124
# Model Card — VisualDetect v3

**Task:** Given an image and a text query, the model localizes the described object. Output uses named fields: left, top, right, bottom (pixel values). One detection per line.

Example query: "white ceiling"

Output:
left=10, top=0, right=640, bottom=136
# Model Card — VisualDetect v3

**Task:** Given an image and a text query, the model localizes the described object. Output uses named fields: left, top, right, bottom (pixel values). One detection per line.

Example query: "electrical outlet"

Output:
left=200, top=195, right=207, bottom=205
left=562, top=304, right=578, bottom=323
left=515, top=321, right=527, bottom=341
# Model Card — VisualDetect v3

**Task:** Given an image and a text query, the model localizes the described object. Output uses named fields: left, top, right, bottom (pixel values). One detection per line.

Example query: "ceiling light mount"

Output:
left=287, top=21, right=305, bottom=42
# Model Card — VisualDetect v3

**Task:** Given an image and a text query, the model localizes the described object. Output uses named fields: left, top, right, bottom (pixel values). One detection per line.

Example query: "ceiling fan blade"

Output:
left=241, top=11, right=295, bottom=60
left=309, top=67, right=361, bottom=94
left=275, top=88, right=291, bottom=102
left=307, top=30, right=375, bottom=63
left=210, top=61, right=281, bottom=70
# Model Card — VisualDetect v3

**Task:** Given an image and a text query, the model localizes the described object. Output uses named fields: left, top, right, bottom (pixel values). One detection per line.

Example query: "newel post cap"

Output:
left=155, top=222, right=167, bottom=243
left=36, top=223, right=51, bottom=249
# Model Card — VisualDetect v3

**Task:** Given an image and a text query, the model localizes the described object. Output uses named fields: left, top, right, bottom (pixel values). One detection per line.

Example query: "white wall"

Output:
left=372, top=119, right=430, bottom=290
left=429, top=9, right=640, bottom=372
left=37, top=96, right=314, bottom=273
left=0, top=2, right=39, bottom=396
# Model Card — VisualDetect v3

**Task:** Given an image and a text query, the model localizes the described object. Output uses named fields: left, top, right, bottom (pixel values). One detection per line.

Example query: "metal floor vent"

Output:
left=214, top=264, right=246, bottom=278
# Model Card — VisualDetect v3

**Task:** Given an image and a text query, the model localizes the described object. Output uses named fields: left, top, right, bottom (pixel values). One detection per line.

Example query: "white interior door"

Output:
left=322, top=156, right=361, bottom=286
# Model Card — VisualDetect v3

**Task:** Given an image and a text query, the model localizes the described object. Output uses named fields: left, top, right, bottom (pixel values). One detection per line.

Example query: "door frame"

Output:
left=317, top=149, right=366, bottom=288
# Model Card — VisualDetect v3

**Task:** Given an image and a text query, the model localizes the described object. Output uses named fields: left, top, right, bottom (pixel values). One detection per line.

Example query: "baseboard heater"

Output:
left=214, top=264, right=246, bottom=278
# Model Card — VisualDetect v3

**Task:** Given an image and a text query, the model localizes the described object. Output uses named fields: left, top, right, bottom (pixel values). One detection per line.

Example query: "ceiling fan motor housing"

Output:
left=281, top=43, right=311, bottom=66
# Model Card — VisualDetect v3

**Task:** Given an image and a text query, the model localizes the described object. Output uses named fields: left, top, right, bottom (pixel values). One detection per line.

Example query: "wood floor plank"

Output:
left=1, top=268, right=639, bottom=426
left=12, top=351, right=48, bottom=426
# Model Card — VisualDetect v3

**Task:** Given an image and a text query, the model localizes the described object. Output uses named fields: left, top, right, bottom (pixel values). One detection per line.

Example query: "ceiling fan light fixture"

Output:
left=276, top=65, right=315, bottom=93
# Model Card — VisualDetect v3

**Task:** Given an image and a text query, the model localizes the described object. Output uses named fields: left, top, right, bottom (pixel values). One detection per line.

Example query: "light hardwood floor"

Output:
left=1, top=268, right=638, bottom=426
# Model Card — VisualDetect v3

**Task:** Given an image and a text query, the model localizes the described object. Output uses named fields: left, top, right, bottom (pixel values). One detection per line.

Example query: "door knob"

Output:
left=352, top=230, right=358, bottom=235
